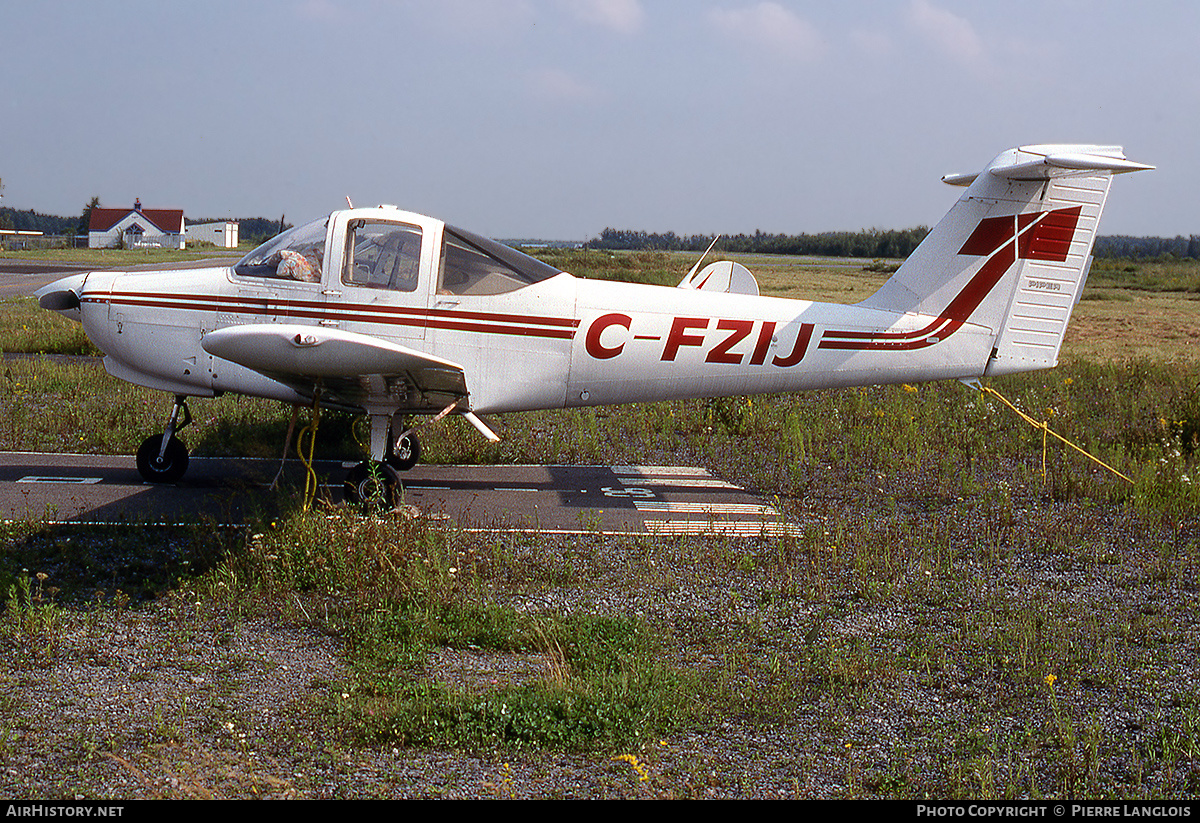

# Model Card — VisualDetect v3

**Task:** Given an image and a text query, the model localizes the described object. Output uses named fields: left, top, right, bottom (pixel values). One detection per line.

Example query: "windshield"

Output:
left=438, top=225, right=563, bottom=296
left=234, top=218, right=328, bottom=281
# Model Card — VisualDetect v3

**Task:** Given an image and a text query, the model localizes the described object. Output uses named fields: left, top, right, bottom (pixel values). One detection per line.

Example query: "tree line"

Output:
left=587, top=226, right=1200, bottom=261
left=188, top=216, right=289, bottom=246
left=584, top=227, right=931, bottom=258
left=0, top=207, right=78, bottom=235
left=1092, top=235, right=1200, bottom=260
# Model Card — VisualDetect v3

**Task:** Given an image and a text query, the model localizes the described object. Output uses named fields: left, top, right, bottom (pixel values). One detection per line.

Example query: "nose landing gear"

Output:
left=135, top=396, right=192, bottom=483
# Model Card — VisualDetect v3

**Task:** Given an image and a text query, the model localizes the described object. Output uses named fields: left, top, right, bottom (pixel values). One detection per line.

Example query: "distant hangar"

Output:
left=184, top=220, right=239, bottom=249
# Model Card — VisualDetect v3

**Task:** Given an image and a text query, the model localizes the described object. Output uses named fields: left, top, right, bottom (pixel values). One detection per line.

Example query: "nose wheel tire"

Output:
left=136, top=435, right=190, bottom=483
left=344, top=460, right=400, bottom=511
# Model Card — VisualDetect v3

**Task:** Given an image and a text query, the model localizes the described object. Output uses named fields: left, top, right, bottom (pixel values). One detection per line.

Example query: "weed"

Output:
left=3, top=571, right=62, bottom=662
left=216, top=509, right=695, bottom=752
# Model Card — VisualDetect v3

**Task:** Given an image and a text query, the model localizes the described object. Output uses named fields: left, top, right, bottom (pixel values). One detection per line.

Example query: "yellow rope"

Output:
left=351, top=414, right=369, bottom=452
left=965, top=380, right=1132, bottom=484
left=297, top=392, right=322, bottom=511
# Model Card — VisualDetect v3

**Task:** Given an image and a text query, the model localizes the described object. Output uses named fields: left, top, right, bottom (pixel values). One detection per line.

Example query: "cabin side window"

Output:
left=342, top=220, right=422, bottom=293
left=438, top=225, right=563, bottom=296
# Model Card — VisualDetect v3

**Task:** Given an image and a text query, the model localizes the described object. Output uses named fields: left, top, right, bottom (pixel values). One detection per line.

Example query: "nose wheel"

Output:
left=136, top=434, right=189, bottom=483
left=136, top=396, right=192, bottom=483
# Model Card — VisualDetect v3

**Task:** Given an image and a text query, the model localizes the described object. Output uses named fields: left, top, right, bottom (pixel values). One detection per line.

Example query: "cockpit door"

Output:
left=326, top=210, right=438, bottom=342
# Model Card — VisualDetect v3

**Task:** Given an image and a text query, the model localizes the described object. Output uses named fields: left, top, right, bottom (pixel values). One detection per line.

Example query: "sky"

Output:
left=1, top=0, right=1195, bottom=240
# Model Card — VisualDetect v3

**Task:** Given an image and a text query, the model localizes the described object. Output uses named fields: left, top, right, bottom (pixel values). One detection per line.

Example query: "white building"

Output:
left=88, top=200, right=185, bottom=249
left=185, top=221, right=239, bottom=249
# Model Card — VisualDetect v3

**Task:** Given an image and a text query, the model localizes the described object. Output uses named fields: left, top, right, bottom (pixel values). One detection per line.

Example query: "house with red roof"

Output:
left=88, top=199, right=185, bottom=249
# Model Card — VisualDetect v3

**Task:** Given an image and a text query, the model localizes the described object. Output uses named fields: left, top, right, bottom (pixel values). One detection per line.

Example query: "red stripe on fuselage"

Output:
left=99, top=291, right=580, bottom=340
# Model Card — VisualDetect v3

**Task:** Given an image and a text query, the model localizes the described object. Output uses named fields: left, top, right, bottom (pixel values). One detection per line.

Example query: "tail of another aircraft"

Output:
left=859, top=144, right=1152, bottom=376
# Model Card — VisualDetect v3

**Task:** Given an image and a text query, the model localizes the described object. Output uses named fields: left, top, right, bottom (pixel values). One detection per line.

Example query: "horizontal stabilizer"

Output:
left=943, top=145, right=1153, bottom=187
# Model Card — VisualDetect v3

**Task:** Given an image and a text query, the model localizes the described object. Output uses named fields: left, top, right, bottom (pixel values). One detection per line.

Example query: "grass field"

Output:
left=2, top=251, right=1199, bottom=798
left=0, top=246, right=243, bottom=266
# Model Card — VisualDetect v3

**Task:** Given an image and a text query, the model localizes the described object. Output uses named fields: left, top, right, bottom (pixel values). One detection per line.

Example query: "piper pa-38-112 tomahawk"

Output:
left=36, top=144, right=1151, bottom=507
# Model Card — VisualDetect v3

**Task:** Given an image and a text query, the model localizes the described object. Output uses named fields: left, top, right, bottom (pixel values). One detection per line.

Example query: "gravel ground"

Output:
left=3, top=484, right=1199, bottom=799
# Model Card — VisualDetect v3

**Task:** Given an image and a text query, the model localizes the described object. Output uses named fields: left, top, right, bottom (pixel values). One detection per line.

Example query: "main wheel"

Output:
left=386, top=432, right=421, bottom=472
left=344, top=460, right=400, bottom=511
left=136, top=435, right=189, bottom=483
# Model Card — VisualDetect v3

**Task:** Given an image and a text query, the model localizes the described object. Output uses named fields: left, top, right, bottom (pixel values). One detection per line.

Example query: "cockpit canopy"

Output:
left=234, top=213, right=564, bottom=296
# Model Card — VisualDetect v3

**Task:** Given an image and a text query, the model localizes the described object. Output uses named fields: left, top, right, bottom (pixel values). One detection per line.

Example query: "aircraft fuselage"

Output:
left=72, top=258, right=994, bottom=417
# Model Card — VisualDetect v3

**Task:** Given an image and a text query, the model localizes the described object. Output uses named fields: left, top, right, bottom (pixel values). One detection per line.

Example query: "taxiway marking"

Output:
left=17, top=476, right=103, bottom=484
left=644, top=520, right=801, bottom=536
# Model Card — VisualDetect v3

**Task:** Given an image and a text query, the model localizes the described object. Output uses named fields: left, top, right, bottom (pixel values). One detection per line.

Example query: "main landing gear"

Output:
left=342, top=415, right=421, bottom=511
left=136, top=396, right=191, bottom=483
left=343, top=460, right=402, bottom=511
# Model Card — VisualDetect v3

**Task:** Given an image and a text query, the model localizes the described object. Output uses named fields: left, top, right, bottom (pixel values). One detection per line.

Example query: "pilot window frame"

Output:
left=341, top=219, right=423, bottom=294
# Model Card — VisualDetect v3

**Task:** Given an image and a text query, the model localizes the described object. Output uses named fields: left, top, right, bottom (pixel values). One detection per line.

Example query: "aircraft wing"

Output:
left=201, top=324, right=467, bottom=410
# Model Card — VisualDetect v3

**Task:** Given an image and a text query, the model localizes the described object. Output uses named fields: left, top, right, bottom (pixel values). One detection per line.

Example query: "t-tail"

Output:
left=859, top=144, right=1152, bottom=377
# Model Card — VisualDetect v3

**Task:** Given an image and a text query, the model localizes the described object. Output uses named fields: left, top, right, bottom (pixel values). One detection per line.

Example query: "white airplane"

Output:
left=36, top=144, right=1150, bottom=506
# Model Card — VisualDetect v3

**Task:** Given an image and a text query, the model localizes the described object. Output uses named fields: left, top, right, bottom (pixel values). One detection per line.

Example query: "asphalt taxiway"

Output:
left=0, top=452, right=796, bottom=535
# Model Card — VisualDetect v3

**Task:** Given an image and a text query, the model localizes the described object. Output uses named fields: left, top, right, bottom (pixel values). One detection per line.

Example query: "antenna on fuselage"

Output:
left=345, top=196, right=354, bottom=209
left=680, top=234, right=722, bottom=286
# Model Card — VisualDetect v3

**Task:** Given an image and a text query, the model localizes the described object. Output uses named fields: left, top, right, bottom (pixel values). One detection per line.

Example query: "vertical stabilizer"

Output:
left=859, top=145, right=1151, bottom=376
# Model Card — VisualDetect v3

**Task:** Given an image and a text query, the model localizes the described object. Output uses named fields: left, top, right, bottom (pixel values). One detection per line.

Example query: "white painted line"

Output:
left=17, top=476, right=103, bottom=485
left=1, top=519, right=247, bottom=529
left=612, top=465, right=713, bottom=477
left=643, top=520, right=802, bottom=536
left=627, top=478, right=737, bottom=488
left=635, top=501, right=781, bottom=516
left=494, top=487, right=538, bottom=492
